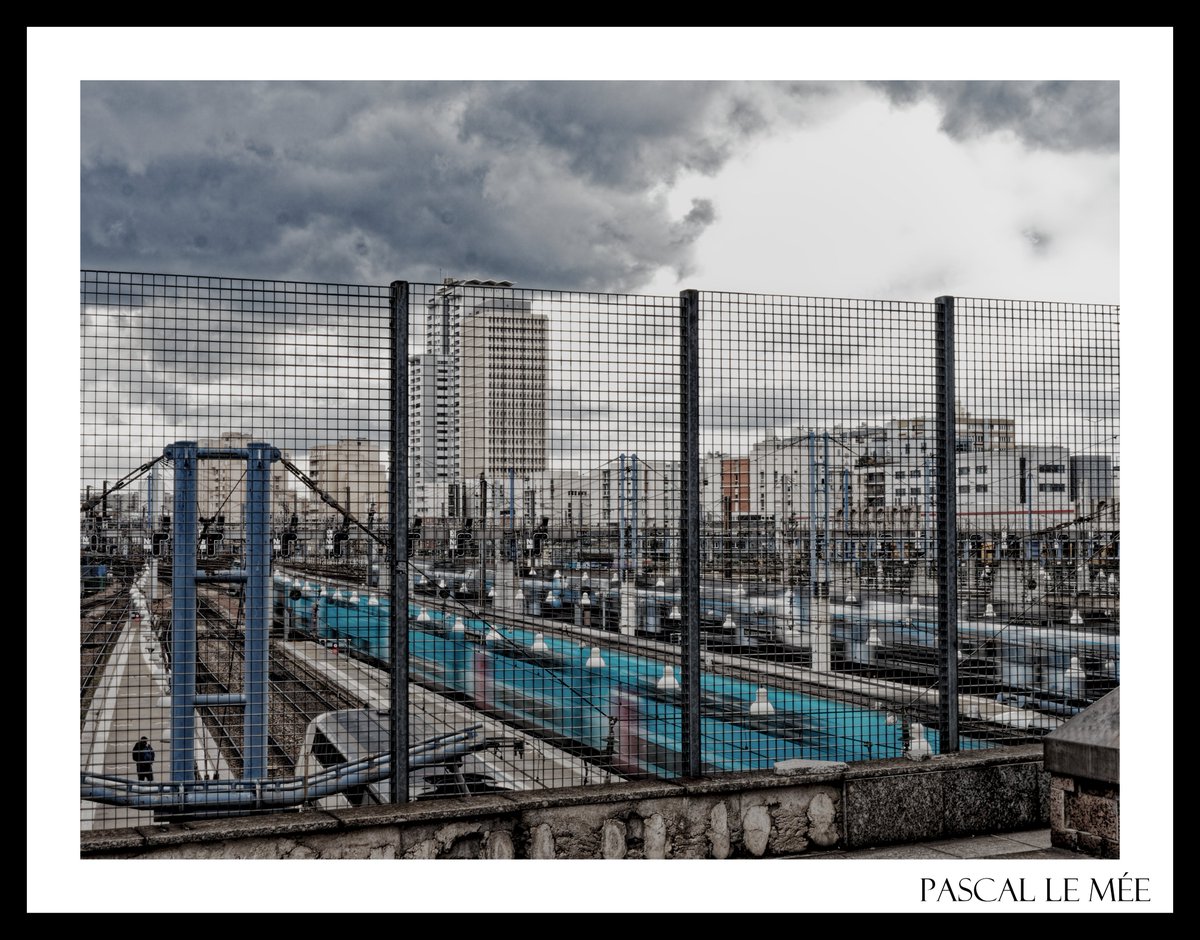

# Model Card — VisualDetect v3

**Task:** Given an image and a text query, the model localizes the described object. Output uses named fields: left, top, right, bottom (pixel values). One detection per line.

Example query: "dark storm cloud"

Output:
left=870, top=81, right=1118, bottom=153
left=82, top=81, right=811, bottom=292
left=456, top=82, right=754, bottom=190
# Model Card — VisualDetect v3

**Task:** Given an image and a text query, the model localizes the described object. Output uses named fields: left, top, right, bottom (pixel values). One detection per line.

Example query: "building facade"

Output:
left=307, top=438, right=388, bottom=524
left=408, top=279, right=549, bottom=524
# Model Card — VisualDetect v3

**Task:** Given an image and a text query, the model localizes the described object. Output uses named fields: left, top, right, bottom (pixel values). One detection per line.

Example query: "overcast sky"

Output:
left=32, top=27, right=1173, bottom=915
left=80, top=79, right=1119, bottom=302
left=74, top=76, right=1122, bottom=482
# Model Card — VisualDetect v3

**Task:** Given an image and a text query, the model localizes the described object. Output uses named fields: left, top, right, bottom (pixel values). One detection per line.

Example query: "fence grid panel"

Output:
left=400, top=281, right=683, bottom=794
left=697, top=292, right=949, bottom=766
left=951, top=298, right=1120, bottom=744
left=80, top=271, right=392, bottom=828
left=79, top=270, right=1119, bottom=830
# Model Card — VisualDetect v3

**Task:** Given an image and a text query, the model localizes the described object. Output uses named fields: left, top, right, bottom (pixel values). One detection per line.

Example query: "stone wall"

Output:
left=1044, top=689, right=1119, bottom=858
left=1049, top=776, right=1119, bottom=858
left=81, top=745, right=1046, bottom=860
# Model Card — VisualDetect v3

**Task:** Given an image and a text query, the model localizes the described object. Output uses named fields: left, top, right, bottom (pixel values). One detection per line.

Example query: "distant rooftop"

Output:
left=442, top=277, right=515, bottom=288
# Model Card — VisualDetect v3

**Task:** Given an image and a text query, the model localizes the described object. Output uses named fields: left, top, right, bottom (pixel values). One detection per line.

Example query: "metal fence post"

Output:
left=680, top=289, right=702, bottom=777
left=243, top=442, right=272, bottom=781
left=167, top=441, right=198, bottom=783
left=934, top=295, right=959, bottom=753
left=390, top=281, right=410, bottom=801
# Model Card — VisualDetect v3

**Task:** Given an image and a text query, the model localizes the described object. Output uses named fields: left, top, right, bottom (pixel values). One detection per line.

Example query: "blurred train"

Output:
left=510, top=572, right=1120, bottom=713
left=823, top=594, right=1119, bottom=712
left=284, top=582, right=901, bottom=775
left=410, top=562, right=495, bottom=604
left=401, top=623, right=899, bottom=774
left=282, top=565, right=1115, bottom=751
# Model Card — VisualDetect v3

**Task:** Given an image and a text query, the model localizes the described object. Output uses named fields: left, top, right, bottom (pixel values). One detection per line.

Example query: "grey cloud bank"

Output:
left=872, top=81, right=1118, bottom=153
left=82, top=80, right=1117, bottom=292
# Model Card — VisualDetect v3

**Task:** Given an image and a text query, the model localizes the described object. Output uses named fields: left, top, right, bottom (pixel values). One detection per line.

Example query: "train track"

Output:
left=194, top=590, right=367, bottom=773
left=195, top=599, right=293, bottom=777
left=80, top=590, right=131, bottom=722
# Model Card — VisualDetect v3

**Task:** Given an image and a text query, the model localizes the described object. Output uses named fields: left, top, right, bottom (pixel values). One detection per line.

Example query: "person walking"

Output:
left=132, top=736, right=155, bottom=782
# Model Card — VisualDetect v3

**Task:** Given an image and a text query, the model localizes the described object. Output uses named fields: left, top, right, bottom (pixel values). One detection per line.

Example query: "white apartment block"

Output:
left=460, top=294, right=548, bottom=483
left=408, top=279, right=548, bottom=523
left=408, top=352, right=441, bottom=518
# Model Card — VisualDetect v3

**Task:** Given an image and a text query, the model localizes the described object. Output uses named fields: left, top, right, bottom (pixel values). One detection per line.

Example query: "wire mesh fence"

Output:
left=697, top=293, right=944, bottom=766
left=80, top=271, right=393, bottom=829
left=79, top=270, right=1119, bottom=830
left=402, top=281, right=683, bottom=788
left=951, top=298, right=1120, bottom=743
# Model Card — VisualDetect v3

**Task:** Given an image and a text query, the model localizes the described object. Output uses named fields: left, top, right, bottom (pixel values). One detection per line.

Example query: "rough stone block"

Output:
left=601, top=819, right=627, bottom=859
left=807, top=791, right=839, bottom=847
left=845, top=772, right=944, bottom=847
left=529, top=823, right=555, bottom=860
left=644, top=813, right=668, bottom=859
left=406, top=839, right=437, bottom=859
left=1065, top=791, right=1119, bottom=841
left=441, top=832, right=483, bottom=859
left=486, top=830, right=514, bottom=859
left=774, top=759, right=849, bottom=776
left=944, top=762, right=1046, bottom=835
left=1049, top=787, right=1066, bottom=827
left=708, top=801, right=731, bottom=859
left=742, top=804, right=771, bottom=857
left=434, top=821, right=485, bottom=850
left=770, top=811, right=810, bottom=855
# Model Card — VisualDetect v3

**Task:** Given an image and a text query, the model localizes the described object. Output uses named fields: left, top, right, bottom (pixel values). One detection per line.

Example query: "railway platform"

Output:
left=79, top=611, right=232, bottom=831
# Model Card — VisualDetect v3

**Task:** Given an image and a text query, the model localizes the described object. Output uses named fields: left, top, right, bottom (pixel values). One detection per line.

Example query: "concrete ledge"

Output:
left=774, top=759, right=850, bottom=776
left=842, top=746, right=1047, bottom=848
left=1044, top=688, right=1119, bottom=785
left=82, top=745, right=1049, bottom=859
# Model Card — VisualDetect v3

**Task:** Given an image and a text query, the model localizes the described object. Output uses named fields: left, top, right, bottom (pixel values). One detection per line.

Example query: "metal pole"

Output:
left=617, top=453, right=625, bottom=576
left=167, top=441, right=197, bottom=784
left=934, top=295, right=959, bottom=752
left=390, top=281, right=410, bottom=802
left=243, top=442, right=274, bottom=780
left=632, top=453, right=639, bottom=577
left=480, top=473, right=487, bottom=601
left=924, top=455, right=932, bottom=562
left=808, top=431, right=816, bottom=593
left=679, top=290, right=702, bottom=777
left=822, top=432, right=830, bottom=586
left=147, top=465, right=156, bottom=623
left=842, top=467, right=849, bottom=533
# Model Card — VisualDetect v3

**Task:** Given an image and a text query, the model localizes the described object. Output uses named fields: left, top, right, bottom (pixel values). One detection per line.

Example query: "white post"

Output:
left=811, top=590, right=832, bottom=672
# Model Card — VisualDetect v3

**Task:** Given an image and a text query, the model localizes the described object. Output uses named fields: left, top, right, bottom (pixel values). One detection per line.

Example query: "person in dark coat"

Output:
left=132, top=736, right=155, bottom=782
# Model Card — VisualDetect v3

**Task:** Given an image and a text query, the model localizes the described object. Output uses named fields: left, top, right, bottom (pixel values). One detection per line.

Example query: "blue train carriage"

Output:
left=466, top=635, right=614, bottom=757
left=274, top=573, right=389, bottom=656
left=301, top=708, right=529, bottom=804
left=80, top=560, right=110, bottom=596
